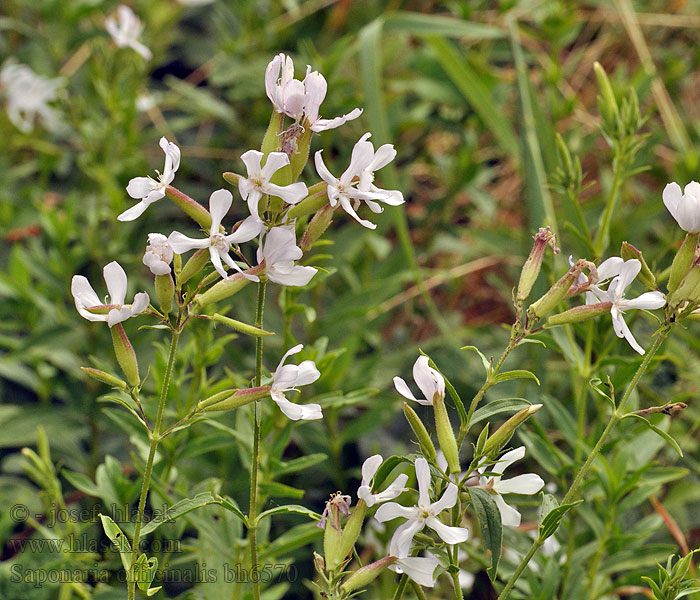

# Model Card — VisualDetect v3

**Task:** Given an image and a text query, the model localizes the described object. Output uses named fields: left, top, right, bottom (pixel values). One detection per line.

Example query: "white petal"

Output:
left=208, top=189, right=233, bottom=232
left=273, top=396, right=323, bottom=420
left=388, top=519, right=424, bottom=559
left=293, top=360, right=320, bottom=386
left=624, top=291, right=666, bottom=310
left=126, top=176, right=158, bottom=199
left=357, top=485, right=375, bottom=507
left=268, top=264, right=317, bottom=287
left=103, top=261, right=128, bottom=305
left=71, top=276, right=105, bottom=322
left=663, top=182, right=683, bottom=224
left=118, top=201, right=150, bottom=222
left=596, top=256, right=625, bottom=281
left=275, top=344, right=304, bottom=373
left=394, top=556, right=438, bottom=588
left=491, top=446, right=526, bottom=476
left=314, top=150, right=337, bottom=186
left=614, top=313, right=646, bottom=355
left=338, top=194, right=376, bottom=229
left=374, top=474, right=409, bottom=504
left=167, top=231, right=209, bottom=254
left=260, top=151, right=289, bottom=180
left=413, top=356, right=444, bottom=404
left=494, top=494, right=522, bottom=527
left=368, top=143, right=397, bottom=172
left=226, top=215, right=263, bottom=244
left=310, top=107, right=363, bottom=132
left=240, top=149, right=263, bottom=178
left=361, top=454, right=383, bottom=488
left=209, top=248, right=228, bottom=280
left=107, top=307, right=132, bottom=328
left=493, top=473, right=544, bottom=495
left=414, top=458, right=431, bottom=508
left=130, top=292, right=150, bottom=316
left=265, top=182, right=308, bottom=205
left=426, top=517, right=469, bottom=545
left=429, top=483, right=458, bottom=514
left=375, top=502, right=416, bottom=522
left=617, top=259, right=641, bottom=292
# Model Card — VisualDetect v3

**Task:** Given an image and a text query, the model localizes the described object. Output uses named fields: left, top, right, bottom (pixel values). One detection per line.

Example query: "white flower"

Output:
left=663, top=182, right=700, bottom=233
left=393, top=356, right=444, bottom=406
left=375, top=457, right=468, bottom=558
left=0, top=61, right=63, bottom=133
left=265, top=54, right=306, bottom=120
left=143, top=233, right=174, bottom=275
left=479, top=446, right=544, bottom=528
left=357, top=455, right=409, bottom=507
left=168, top=189, right=263, bottom=280
left=264, top=54, right=362, bottom=131
left=588, top=259, right=666, bottom=355
left=71, top=261, right=149, bottom=327
left=314, top=133, right=402, bottom=229
left=302, top=68, right=362, bottom=132
left=270, top=344, right=322, bottom=420
left=391, top=556, right=439, bottom=588
left=254, top=225, right=317, bottom=286
left=119, top=137, right=181, bottom=222
left=105, top=5, right=152, bottom=61
left=238, top=150, right=308, bottom=221
left=583, top=256, right=625, bottom=304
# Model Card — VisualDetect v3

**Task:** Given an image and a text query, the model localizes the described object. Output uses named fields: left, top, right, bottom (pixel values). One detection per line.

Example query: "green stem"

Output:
left=248, top=280, right=267, bottom=600
left=593, top=156, right=624, bottom=258
left=497, top=327, right=669, bottom=600
left=127, top=329, right=180, bottom=600
left=392, top=574, right=409, bottom=600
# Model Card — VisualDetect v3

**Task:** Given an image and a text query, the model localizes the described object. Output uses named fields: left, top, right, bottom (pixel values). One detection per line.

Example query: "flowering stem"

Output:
left=593, top=155, right=624, bottom=258
left=127, top=328, right=180, bottom=600
left=392, top=574, right=409, bottom=600
left=248, top=279, right=267, bottom=600
left=496, top=327, right=670, bottom=600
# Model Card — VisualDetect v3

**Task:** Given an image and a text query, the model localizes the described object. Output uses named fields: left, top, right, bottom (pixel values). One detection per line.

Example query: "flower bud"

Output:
left=199, top=386, right=271, bottom=412
left=593, top=61, right=619, bottom=126
left=322, top=492, right=351, bottom=571
left=669, top=258, right=700, bottom=306
left=287, top=182, right=328, bottom=221
left=110, top=323, right=139, bottom=387
left=155, top=273, right=174, bottom=314
left=211, top=313, right=274, bottom=337
left=545, top=302, right=612, bottom=327
left=668, top=233, right=699, bottom=294
left=516, top=227, right=560, bottom=302
left=179, top=248, right=210, bottom=286
left=260, top=111, right=285, bottom=156
left=289, top=122, right=313, bottom=181
left=81, top=367, right=128, bottom=390
left=403, top=403, right=437, bottom=461
left=482, top=404, right=542, bottom=457
left=195, top=265, right=263, bottom=307
left=336, top=500, right=367, bottom=567
left=528, top=259, right=590, bottom=319
left=621, top=242, right=656, bottom=290
left=313, top=552, right=325, bottom=575
left=301, top=204, right=335, bottom=252
left=165, top=186, right=212, bottom=230
left=340, top=556, right=396, bottom=595
left=433, top=395, right=460, bottom=474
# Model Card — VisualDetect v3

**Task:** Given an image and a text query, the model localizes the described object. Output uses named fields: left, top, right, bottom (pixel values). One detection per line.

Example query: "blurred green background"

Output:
left=2, top=0, right=700, bottom=598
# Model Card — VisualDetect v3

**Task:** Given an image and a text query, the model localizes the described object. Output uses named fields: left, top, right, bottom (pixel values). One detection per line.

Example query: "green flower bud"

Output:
left=482, top=404, right=542, bottom=457
left=621, top=242, right=657, bottom=290
left=199, top=386, right=271, bottom=412
left=529, top=259, right=590, bottom=319
left=545, top=302, right=612, bottom=327
left=155, top=273, right=174, bottom=314
left=668, top=233, right=699, bottom=294
left=433, top=395, right=460, bottom=474
left=336, top=500, right=367, bottom=567
left=322, top=492, right=351, bottom=571
left=211, top=313, right=274, bottom=337
left=340, top=556, right=396, bottom=595
left=195, top=265, right=263, bottom=307
left=81, top=367, right=128, bottom=390
left=594, top=61, right=619, bottom=126
left=517, top=227, right=559, bottom=302
left=260, top=111, right=285, bottom=156
left=179, top=248, right=210, bottom=286
left=110, top=323, right=139, bottom=387
left=289, top=121, right=313, bottom=181
left=402, top=403, right=437, bottom=461
left=669, top=262, right=700, bottom=306
left=301, top=204, right=335, bottom=252
left=286, top=183, right=329, bottom=221
left=165, top=186, right=212, bottom=230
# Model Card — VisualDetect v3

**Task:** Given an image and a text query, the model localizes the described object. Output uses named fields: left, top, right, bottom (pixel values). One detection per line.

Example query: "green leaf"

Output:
left=468, top=488, right=502, bottom=581
left=62, top=469, right=99, bottom=497
left=539, top=498, right=583, bottom=539
left=492, top=370, right=540, bottom=386
left=382, top=11, right=505, bottom=39
left=256, top=505, right=321, bottom=525
left=134, top=554, right=158, bottom=592
left=425, top=36, right=519, bottom=158
left=140, top=492, right=226, bottom=536
left=470, top=398, right=532, bottom=427
left=272, top=453, right=328, bottom=477
left=461, top=345, right=491, bottom=374
left=99, top=514, right=132, bottom=572
left=259, top=522, right=323, bottom=561
left=259, top=481, right=305, bottom=499
left=623, top=414, right=683, bottom=458
left=426, top=356, right=468, bottom=429
left=216, top=495, right=248, bottom=526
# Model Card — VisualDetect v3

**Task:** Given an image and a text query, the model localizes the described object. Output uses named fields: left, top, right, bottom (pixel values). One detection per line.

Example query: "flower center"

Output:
left=210, top=233, right=229, bottom=251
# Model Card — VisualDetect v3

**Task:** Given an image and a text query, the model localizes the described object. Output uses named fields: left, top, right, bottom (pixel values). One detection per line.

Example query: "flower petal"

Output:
left=260, top=151, right=289, bottom=180
left=413, top=356, right=444, bottom=405
left=493, top=473, right=544, bottom=495
left=311, top=107, right=363, bottom=132
left=265, top=181, right=308, bottom=205
left=414, top=457, right=431, bottom=508
left=126, top=177, right=157, bottom=200
left=240, top=149, right=263, bottom=178
left=208, top=189, right=233, bottom=232
left=494, top=493, right=522, bottom=527
left=226, top=215, right=264, bottom=244
left=361, top=455, right=383, bottom=488
left=375, top=502, right=416, bottom=522
left=429, top=483, right=458, bottom=514
left=167, top=231, right=209, bottom=254
left=425, top=517, right=469, bottom=545
left=388, top=519, right=424, bottom=559
left=273, top=396, right=323, bottom=420
left=103, top=261, right=128, bottom=305
left=393, top=556, right=439, bottom=588
left=624, top=291, right=666, bottom=311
